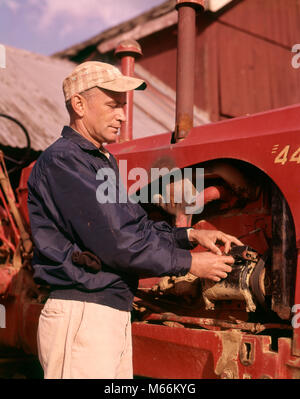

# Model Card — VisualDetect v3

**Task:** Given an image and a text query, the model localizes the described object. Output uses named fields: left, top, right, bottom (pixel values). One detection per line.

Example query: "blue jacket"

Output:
left=27, top=126, right=192, bottom=311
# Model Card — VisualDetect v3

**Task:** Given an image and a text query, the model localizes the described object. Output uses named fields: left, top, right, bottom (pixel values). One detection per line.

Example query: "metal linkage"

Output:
left=0, top=152, right=32, bottom=265
left=141, top=312, right=292, bottom=334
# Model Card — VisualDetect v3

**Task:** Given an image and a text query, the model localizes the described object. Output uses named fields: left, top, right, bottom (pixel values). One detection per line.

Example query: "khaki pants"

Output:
left=37, top=298, right=133, bottom=379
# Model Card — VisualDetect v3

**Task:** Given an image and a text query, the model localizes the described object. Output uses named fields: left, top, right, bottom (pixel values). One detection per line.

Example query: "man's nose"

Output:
left=116, top=107, right=126, bottom=122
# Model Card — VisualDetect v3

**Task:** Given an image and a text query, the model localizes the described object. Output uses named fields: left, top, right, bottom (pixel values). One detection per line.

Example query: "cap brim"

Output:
left=99, top=76, right=146, bottom=92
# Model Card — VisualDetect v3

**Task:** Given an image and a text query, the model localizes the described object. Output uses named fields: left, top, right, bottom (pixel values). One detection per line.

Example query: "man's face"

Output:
left=82, top=87, right=126, bottom=145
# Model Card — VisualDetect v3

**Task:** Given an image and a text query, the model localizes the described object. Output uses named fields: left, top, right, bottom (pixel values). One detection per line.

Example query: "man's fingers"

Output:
left=190, top=251, right=234, bottom=282
left=225, top=235, right=243, bottom=246
left=216, top=232, right=244, bottom=253
left=192, top=230, right=243, bottom=256
left=223, top=265, right=233, bottom=273
left=220, top=255, right=234, bottom=264
left=206, top=242, right=222, bottom=256
left=224, top=241, right=231, bottom=254
left=232, top=237, right=244, bottom=246
left=210, top=264, right=232, bottom=282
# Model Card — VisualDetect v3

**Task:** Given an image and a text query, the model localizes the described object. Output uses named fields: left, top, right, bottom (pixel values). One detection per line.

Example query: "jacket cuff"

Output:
left=173, top=227, right=197, bottom=250
left=172, top=248, right=192, bottom=277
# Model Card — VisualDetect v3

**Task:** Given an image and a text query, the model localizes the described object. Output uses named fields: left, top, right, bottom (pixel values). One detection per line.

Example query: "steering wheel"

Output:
left=0, top=113, right=31, bottom=174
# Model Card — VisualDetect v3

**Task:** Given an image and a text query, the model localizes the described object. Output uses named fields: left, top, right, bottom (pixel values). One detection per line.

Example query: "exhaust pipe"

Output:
left=174, top=0, right=205, bottom=143
left=115, top=39, right=143, bottom=143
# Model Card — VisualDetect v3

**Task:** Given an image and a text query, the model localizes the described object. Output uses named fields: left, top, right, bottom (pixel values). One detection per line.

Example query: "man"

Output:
left=27, top=61, right=241, bottom=379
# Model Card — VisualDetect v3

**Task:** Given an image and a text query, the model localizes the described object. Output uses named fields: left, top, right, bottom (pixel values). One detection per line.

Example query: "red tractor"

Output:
left=0, top=0, right=299, bottom=379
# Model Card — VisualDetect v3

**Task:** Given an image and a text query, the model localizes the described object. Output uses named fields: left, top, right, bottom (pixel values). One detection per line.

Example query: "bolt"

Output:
left=220, top=369, right=234, bottom=379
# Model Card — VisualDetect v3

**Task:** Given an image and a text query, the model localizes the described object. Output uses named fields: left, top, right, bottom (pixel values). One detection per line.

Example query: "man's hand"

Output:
left=190, top=252, right=234, bottom=282
left=188, top=229, right=243, bottom=255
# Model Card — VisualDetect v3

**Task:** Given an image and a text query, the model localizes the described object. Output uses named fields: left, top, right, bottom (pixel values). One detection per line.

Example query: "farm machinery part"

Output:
left=0, top=0, right=299, bottom=379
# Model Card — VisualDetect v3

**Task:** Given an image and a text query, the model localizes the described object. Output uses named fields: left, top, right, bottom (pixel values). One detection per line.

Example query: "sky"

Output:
left=0, top=0, right=166, bottom=55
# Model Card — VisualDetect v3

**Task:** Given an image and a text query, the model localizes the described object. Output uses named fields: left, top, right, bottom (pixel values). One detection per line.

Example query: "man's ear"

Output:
left=70, top=94, right=86, bottom=117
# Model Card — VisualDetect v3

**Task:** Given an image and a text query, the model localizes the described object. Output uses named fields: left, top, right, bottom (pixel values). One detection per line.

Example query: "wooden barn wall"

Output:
left=138, top=26, right=178, bottom=96
left=217, top=0, right=300, bottom=118
left=138, top=15, right=209, bottom=118
left=137, top=0, right=300, bottom=122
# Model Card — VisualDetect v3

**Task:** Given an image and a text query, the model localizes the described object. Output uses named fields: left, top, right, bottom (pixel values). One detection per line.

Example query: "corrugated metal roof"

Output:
left=0, top=45, right=75, bottom=151
left=0, top=46, right=209, bottom=150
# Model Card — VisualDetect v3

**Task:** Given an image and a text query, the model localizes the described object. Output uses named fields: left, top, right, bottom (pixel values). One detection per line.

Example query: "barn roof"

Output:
left=0, top=46, right=209, bottom=151
left=0, top=46, right=75, bottom=151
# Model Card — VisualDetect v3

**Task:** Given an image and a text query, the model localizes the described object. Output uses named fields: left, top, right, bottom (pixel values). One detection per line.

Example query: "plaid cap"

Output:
left=63, top=61, right=146, bottom=102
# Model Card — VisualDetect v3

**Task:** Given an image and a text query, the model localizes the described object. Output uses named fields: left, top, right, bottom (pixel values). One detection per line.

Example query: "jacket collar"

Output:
left=61, top=126, right=99, bottom=151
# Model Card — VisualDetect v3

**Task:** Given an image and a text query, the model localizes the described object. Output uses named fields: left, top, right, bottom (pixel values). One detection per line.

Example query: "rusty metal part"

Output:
left=239, top=341, right=255, bottom=367
left=144, top=246, right=267, bottom=313
left=0, top=222, right=16, bottom=253
left=152, top=273, right=199, bottom=300
left=249, top=250, right=269, bottom=308
left=174, top=1, right=205, bottom=142
left=271, top=183, right=297, bottom=320
left=203, top=160, right=259, bottom=201
left=176, top=0, right=206, bottom=8
left=115, top=40, right=143, bottom=143
left=215, top=329, right=242, bottom=378
left=0, top=267, right=18, bottom=296
left=0, top=182, right=19, bottom=244
left=140, top=312, right=292, bottom=334
left=152, top=170, right=228, bottom=228
left=0, top=268, right=48, bottom=354
left=0, top=152, right=32, bottom=259
left=115, top=39, right=143, bottom=57
left=155, top=183, right=226, bottom=217
left=286, top=358, right=300, bottom=379
left=201, top=246, right=262, bottom=312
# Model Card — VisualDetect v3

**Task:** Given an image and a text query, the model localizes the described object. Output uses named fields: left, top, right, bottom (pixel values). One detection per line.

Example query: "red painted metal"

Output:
left=175, top=0, right=205, bottom=142
left=132, top=323, right=300, bottom=379
left=0, top=269, right=41, bottom=354
left=115, top=40, right=142, bottom=143
left=107, top=103, right=300, bottom=378
left=0, top=103, right=299, bottom=378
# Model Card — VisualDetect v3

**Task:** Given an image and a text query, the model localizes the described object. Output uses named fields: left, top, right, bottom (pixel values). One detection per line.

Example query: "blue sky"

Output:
left=0, top=0, right=165, bottom=55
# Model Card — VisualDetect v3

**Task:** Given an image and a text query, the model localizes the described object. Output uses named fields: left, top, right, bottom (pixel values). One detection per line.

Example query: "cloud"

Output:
left=29, top=0, right=157, bottom=36
left=0, top=0, right=165, bottom=54
left=0, top=0, right=20, bottom=12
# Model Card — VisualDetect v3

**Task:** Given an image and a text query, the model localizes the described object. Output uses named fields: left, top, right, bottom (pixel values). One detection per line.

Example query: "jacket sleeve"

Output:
left=172, top=227, right=196, bottom=250
left=30, top=150, right=192, bottom=282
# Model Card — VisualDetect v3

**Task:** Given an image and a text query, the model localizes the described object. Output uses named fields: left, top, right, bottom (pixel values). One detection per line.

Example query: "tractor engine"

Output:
left=132, top=157, right=297, bottom=336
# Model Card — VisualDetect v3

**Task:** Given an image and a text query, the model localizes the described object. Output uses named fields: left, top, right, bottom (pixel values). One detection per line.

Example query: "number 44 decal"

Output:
left=273, top=145, right=300, bottom=165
